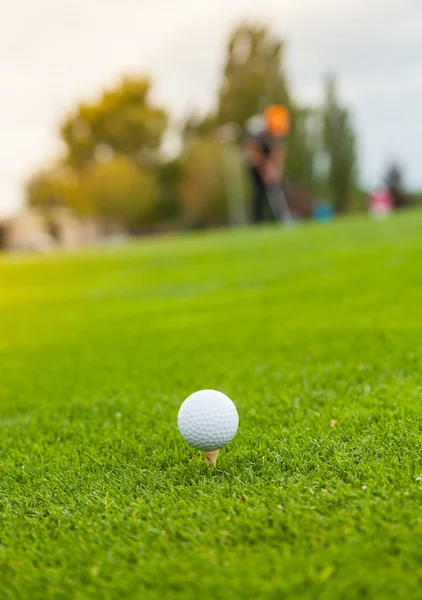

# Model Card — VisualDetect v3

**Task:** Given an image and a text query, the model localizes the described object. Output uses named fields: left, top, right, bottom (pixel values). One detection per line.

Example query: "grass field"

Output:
left=1, top=211, right=421, bottom=599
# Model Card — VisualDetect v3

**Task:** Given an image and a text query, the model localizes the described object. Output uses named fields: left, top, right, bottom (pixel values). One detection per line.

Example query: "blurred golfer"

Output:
left=244, top=105, right=290, bottom=223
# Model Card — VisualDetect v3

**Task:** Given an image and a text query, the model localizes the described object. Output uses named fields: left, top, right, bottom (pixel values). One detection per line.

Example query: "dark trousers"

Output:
left=248, top=165, right=268, bottom=223
left=249, top=165, right=285, bottom=223
left=248, top=165, right=290, bottom=223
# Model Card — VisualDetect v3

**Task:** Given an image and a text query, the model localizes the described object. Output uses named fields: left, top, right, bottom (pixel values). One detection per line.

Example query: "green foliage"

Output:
left=350, top=187, right=370, bottom=212
left=216, top=23, right=291, bottom=127
left=384, top=164, right=410, bottom=208
left=155, top=158, right=184, bottom=222
left=26, top=77, right=168, bottom=227
left=285, top=106, right=320, bottom=193
left=182, top=112, right=217, bottom=142
left=407, top=191, right=422, bottom=206
left=26, top=164, right=85, bottom=214
left=61, top=77, right=168, bottom=170
left=1, top=211, right=422, bottom=598
left=179, top=140, right=228, bottom=227
left=321, top=76, right=358, bottom=211
left=26, top=157, right=159, bottom=228
left=80, top=156, right=157, bottom=227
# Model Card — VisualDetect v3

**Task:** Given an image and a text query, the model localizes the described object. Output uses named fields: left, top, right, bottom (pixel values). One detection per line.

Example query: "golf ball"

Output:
left=178, top=390, right=239, bottom=451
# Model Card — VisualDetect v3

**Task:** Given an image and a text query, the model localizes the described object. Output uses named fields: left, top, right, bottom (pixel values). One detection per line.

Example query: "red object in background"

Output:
left=369, top=188, right=393, bottom=218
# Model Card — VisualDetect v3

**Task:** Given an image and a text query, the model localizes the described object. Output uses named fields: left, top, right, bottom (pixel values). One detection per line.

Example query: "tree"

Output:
left=285, top=106, right=320, bottom=193
left=215, top=23, right=291, bottom=128
left=178, top=140, right=230, bottom=227
left=80, top=157, right=157, bottom=228
left=26, top=164, right=85, bottom=214
left=385, top=163, right=408, bottom=208
left=155, top=159, right=183, bottom=221
left=321, top=76, right=358, bottom=211
left=61, top=77, right=168, bottom=171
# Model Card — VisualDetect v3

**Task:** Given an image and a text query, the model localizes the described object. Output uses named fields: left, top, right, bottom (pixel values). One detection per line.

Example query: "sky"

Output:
left=1, top=0, right=422, bottom=217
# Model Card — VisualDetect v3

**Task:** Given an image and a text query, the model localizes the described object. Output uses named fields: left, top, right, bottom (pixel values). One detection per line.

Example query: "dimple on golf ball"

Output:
left=178, top=390, right=239, bottom=451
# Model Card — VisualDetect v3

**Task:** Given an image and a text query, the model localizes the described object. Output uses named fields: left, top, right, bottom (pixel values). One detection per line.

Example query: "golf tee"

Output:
left=203, top=449, right=219, bottom=466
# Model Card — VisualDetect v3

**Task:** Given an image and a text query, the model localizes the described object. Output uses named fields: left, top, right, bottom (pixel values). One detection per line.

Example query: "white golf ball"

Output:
left=178, top=390, right=239, bottom=451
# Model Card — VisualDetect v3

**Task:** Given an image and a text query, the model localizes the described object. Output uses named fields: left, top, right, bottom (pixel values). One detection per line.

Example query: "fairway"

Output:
left=1, top=212, right=421, bottom=599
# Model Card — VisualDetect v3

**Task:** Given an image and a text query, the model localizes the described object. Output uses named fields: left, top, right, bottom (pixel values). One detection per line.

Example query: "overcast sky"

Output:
left=1, top=0, right=421, bottom=216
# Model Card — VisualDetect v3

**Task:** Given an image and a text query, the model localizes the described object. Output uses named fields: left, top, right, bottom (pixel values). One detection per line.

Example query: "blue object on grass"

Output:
left=314, top=203, right=334, bottom=223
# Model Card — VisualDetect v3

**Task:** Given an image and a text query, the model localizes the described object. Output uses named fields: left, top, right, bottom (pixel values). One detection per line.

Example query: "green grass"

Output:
left=1, top=211, right=421, bottom=599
